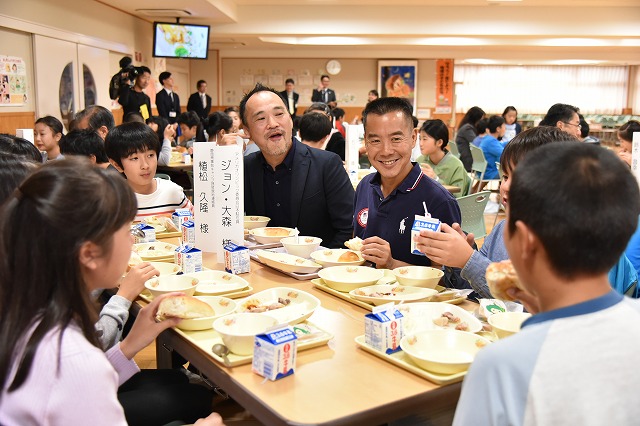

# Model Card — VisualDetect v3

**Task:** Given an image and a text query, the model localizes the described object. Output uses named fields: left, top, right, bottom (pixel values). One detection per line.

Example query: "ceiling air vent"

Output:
left=135, top=9, right=193, bottom=18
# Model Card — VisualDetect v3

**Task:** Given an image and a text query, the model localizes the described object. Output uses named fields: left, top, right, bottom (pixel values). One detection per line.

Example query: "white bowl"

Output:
left=349, top=284, right=438, bottom=306
left=185, top=270, right=249, bottom=296
left=133, top=242, right=179, bottom=261
left=393, top=266, right=444, bottom=288
left=250, top=227, right=298, bottom=244
left=255, top=250, right=322, bottom=274
left=310, top=249, right=366, bottom=268
left=318, top=266, right=384, bottom=292
left=176, top=296, right=237, bottom=331
left=488, top=312, right=532, bottom=339
left=144, top=275, right=199, bottom=298
left=280, top=236, right=322, bottom=258
left=244, top=215, right=270, bottom=230
left=147, top=261, right=181, bottom=276
left=401, top=329, right=491, bottom=375
left=397, top=302, right=483, bottom=334
left=213, top=313, right=278, bottom=355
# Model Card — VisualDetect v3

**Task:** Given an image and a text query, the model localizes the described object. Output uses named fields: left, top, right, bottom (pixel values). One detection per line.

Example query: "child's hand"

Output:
left=506, top=287, right=539, bottom=314
left=618, top=150, right=632, bottom=166
left=117, top=262, right=159, bottom=301
left=194, top=413, right=226, bottom=426
left=415, top=223, right=474, bottom=268
left=419, top=163, right=437, bottom=179
left=163, top=124, right=176, bottom=141
left=119, top=292, right=183, bottom=359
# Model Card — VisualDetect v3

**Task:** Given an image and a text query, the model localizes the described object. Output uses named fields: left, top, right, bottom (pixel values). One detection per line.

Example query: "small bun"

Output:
left=156, top=296, right=215, bottom=320
left=338, top=250, right=361, bottom=263
left=486, top=260, right=522, bottom=301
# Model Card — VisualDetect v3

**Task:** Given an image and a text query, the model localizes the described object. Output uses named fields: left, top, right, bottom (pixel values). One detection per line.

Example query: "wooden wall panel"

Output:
left=0, top=111, right=36, bottom=135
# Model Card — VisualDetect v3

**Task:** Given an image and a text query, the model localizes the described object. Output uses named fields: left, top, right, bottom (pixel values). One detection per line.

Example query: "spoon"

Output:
left=211, top=343, right=231, bottom=367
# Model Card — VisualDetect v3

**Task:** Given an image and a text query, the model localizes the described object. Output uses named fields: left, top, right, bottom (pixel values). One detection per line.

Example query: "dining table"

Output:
left=145, top=246, right=475, bottom=426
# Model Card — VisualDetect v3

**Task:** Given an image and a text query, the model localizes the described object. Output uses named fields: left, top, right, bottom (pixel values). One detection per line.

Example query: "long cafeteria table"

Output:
left=151, top=251, right=470, bottom=426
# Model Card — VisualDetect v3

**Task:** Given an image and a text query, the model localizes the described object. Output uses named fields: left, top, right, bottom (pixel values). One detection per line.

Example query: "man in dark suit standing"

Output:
left=186, top=80, right=211, bottom=121
left=239, top=83, right=354, bottom=248
left=279, top=78, right=299, bottom=117
left=311, top=75, right=337, bottom=109
left=156, top=71, right=181, bottom=124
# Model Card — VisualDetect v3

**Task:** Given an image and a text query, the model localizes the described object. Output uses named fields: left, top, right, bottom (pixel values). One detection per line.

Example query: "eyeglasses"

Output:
left=562, top=121, right=582, bottom=129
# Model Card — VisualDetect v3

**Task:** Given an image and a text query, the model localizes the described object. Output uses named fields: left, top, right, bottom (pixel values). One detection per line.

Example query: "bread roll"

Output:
left=156, top=296, right=215, bottom=320
left=344, top=237, right=363, bottom=252
left=486, top=260, right=522, bottom=301
left=338, top=250, right=361, bottom=262
left=263, top=227, right=291, bottom=237
left=128, top=251, right=143, bottom=271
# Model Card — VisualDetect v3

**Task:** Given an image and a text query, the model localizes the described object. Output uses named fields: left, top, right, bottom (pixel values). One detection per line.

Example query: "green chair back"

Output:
left=457, top=191, right=491, bottom=239
left=448, top=141, right=460, bottom=159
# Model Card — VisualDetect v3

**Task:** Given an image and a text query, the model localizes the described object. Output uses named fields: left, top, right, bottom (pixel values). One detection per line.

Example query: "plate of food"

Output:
left=183, top=270, right=250, bottom=296
left=249, top=227, right=298, bottom=244
left=397, top=302, right=482, bottom=334
left=235, top=287, right=321, bottom=324
left=132, top=242, right=178, bottom=261
left=349, top=284, right=438, bottom=306
left=255, top=250, right=322, bottom=274
left=310, top=248, right=365, bottom=267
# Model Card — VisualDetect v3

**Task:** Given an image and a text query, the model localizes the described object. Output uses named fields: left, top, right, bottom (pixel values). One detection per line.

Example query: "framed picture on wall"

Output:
left=378, top=60, right=418, bottom=114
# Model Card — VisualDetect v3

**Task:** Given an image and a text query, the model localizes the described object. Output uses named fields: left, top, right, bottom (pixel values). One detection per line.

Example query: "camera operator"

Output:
left=117, top=65, right=152, bottom=121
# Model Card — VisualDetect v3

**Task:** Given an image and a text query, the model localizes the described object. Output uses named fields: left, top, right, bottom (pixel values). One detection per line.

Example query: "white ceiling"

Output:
left=98, top=0, right=640, bottom=64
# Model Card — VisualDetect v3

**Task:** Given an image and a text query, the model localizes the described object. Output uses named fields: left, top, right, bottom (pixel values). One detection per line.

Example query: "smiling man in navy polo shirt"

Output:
left=355, top=97, right=461, bottom=268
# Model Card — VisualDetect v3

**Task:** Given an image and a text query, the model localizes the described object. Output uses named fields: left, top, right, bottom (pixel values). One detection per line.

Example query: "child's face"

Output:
left=34, top=123, right=61, bottom=153
left=180, top=124, right=197, bottom=141
left=227, top=111, right=241, bottom=133
left=504, top=111, right=517, bottom=125
left=119, top=149, right=157, bottom=191
left=85, top=223, right=134, bottom=291
left=419, top=131, right=441, bottom=157
left=500, top=163, right=514, bottom=208
left=619, top=137, right=632, bottom=153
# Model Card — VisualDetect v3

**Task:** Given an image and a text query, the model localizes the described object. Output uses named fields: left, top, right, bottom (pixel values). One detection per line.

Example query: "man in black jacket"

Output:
left=156, top=71, right=181, bottom=124
left=118, top=66, right=152, bottom=120
left=311, top=75, right=337, bottom=109
left=186, top=80, right=211, bottom=121
left=279, top=78, right=299, bottom=117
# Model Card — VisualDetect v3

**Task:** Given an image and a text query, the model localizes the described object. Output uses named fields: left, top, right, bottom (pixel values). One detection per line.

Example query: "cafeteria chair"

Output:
left=155, top=173, right=171, bottom=180
left=469, top=145, right=500, bottom=194
left=448, top=141, right=460, bottom=159
left=457, top=191, right=491, bottom=239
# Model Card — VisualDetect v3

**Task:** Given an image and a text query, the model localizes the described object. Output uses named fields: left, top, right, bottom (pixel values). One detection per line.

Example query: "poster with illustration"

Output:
left=0, top=55, right=27, bottom=106
left=378, top=60, right=417, bottom=114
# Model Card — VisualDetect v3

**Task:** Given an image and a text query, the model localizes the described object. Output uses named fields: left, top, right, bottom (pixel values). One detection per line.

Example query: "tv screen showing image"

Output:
left=153, top=22, right=210, bottom=59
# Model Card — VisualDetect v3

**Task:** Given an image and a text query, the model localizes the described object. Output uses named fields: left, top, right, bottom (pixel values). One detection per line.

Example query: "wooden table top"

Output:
left=151, top=249, right=473, bottom=425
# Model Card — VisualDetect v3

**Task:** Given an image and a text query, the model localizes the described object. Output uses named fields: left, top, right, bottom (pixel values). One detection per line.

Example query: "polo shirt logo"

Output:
left=357, top=208, right=368, bottom=228
left=399, top=217, right=408, bottom=234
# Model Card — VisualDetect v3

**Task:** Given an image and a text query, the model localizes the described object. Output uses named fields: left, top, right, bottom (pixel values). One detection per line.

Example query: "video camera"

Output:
left=120, top=64, right=139, bottom=84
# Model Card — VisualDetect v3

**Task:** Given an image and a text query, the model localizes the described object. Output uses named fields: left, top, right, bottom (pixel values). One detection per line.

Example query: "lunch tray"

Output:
left=156, top=230, right=181, bottom=240
left=354, top=336, right=467, bottom=385
left=243, top=235, right=283, bottom=250
left=311, top=278, right=466, bottom=311
left=177, top=321, right=334, bottom=367
left=249, top=246, right=326, bottom=280
left=138, top=285, right=254, bottom=303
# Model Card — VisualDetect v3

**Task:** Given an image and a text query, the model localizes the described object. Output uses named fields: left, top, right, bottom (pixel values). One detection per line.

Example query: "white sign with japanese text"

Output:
left=192, top=143, right=244, bottom=262
left=345, top=123, right=364, bottom=184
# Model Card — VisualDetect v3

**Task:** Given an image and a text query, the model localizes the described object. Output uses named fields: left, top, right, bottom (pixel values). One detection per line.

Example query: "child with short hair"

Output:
left=34, top=115, right=64, bottom=161
left=105, top=122, right=192, bottom=221
left=453, top=142, right=640, bottom=425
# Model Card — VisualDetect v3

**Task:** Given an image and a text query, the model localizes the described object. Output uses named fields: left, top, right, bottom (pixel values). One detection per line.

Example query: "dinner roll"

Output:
left=337, top=250, right=361, bottom=263
left=156, top=295, right=215, bottom=320
left=344, top=237, right=363, bottom=252
left=486, top=260, right=522, bottom=301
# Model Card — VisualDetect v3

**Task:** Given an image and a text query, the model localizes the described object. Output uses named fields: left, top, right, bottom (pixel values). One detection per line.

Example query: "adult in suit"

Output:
left=240, top=83, right=354, bottom=248
left=186, top=80, right=211, bottom=121
left=311, top=75, right=337, bottom=109
left=279, top=78, right=299, bottom=117
left=155, top=71, right=181, bottom=124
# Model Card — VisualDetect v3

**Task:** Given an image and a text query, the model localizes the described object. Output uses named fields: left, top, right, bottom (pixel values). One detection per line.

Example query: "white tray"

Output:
left=250, top=246, right=326, bottom=280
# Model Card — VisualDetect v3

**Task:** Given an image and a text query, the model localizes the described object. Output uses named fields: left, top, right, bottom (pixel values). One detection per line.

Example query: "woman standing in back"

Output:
left=455, top=106, right=485, bottom=172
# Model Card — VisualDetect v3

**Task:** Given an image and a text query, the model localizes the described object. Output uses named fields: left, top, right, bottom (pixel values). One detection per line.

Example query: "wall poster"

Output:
left=0, top=55, right=27, bottom=106
left=378, top=60, right=417, bottom=114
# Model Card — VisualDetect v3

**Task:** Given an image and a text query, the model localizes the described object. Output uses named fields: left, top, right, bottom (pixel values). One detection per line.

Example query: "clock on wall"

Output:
left=326, top=59, right=342, bottom=75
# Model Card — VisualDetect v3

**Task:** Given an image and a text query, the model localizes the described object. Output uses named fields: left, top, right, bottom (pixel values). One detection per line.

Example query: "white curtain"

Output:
left=454, top=65, right=628, bottom=115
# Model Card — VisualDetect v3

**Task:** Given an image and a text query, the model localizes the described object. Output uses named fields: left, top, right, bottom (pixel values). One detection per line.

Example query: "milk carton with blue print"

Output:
left=252, top=326, right=297, bottom=381
left=133, top=223, right=156, bottom=243
left=181, top=220, right=196, bottom=245
left=174, top=244, right=202, bottom=274
left=172, top=208, right=192, bottom=229
left=410, top=214, right=441, bottom=256
left=223, top=241, right=250, bottom=274
left=365, top=303, right=404, bottom=354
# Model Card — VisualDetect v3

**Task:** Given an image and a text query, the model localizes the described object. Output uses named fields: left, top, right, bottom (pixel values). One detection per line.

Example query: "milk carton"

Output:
left=174, top=244, right=202, bottom=274
left=181, top=220, right=196, bottom=245
left=132, top=223, right=156, bottom=243
left=365, top=303, right=404, bottom=354
left=252, top=326, right=297, bottom=381
left=410, top=215, right=441, bottom=256
left=223, top=241, right=250, bottom=274
left=172, top=208, right=192, bottom=229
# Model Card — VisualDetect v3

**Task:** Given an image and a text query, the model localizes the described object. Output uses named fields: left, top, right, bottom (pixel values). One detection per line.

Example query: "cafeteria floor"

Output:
left=132, top=210, right=503, bottom=424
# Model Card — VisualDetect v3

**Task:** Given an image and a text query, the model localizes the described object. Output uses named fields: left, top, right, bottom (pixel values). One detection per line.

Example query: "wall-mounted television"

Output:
left=153, top=22, right=210, bottom=59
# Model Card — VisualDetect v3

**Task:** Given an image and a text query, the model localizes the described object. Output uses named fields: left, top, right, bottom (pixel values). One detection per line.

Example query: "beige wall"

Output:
left=188, top=50, right=219, bottom=106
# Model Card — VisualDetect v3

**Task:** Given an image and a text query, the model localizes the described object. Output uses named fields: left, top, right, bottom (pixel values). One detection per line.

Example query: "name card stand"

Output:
left=192, top=143, right=244, bottom=263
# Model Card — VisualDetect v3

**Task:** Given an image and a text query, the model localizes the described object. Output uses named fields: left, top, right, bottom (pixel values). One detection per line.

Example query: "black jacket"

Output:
left=187, top=92, right=212, bottom=120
